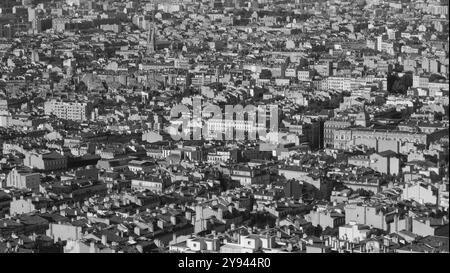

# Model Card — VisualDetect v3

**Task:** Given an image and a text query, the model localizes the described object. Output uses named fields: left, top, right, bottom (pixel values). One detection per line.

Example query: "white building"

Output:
left=131, top=176, right=166, bottom=193
left=401, top=182, right=438, bottom=205
left=5, top=168, right=40, bottom=193
left=338, top=222, right=371, bottom=243
left=220, top=234, right=275, bottom=253
left=44, top=99, right=91, bottom=121
left=169, top=236, right=220, bottom=253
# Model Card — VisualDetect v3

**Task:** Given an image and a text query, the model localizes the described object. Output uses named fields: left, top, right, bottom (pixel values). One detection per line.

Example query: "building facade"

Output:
left=5, top=168, right=40, bottom=193
left=44, top=99, right=92, bottom=121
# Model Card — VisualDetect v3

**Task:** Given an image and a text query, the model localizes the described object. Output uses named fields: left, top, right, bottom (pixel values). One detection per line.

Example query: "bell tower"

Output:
left=355, top=105, right=370, bottom=127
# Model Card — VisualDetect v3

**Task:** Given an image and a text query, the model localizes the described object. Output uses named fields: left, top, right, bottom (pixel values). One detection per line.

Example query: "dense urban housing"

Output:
left=0, top=0, right=448, bottom=255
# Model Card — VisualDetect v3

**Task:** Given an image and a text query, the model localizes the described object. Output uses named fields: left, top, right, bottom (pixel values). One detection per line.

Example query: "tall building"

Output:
left=44, top=99, right=92, bottom=121
left=147, top=24, right=156, bottom=54
left=284, top=180, right=303, bottom=200
left=27, top=7, right=36, bottom=22
left=146, top=8, right=157, bottom=54
left=376, top=35, right=383, bottom=52
left=31, top=18, right=42, bottom=33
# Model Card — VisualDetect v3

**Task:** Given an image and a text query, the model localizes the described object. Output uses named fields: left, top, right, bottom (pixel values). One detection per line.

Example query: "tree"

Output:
left=259, top=69, right=272, bottom=79
left=314, top=225, right=323, bottom=237
left=388, top=72, right=413, bottom=94
left=356, top=188, right=374, bottom=197
left=75, top=81, right=88, bottom=92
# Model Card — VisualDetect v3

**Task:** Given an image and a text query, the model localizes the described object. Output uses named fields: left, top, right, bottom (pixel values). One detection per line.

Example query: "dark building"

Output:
left=284, top=180, right=303, bottom=200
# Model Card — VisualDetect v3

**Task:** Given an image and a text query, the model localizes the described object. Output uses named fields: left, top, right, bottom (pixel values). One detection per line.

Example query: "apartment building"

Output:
left=324, top=119, right=352, bottom=148
left=333, top=128, right=428, bottom=151
left=44, top=99, right=92, bottom=121
left=230, top=165, right=270, bottom=186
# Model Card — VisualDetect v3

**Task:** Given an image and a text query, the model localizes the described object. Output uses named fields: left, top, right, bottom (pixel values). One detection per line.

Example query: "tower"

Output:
left=147, top=25, right=155, bottom=54
left=355, top=105, right=370, bottom=128
left=147, top=9, right=156, bottom=54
